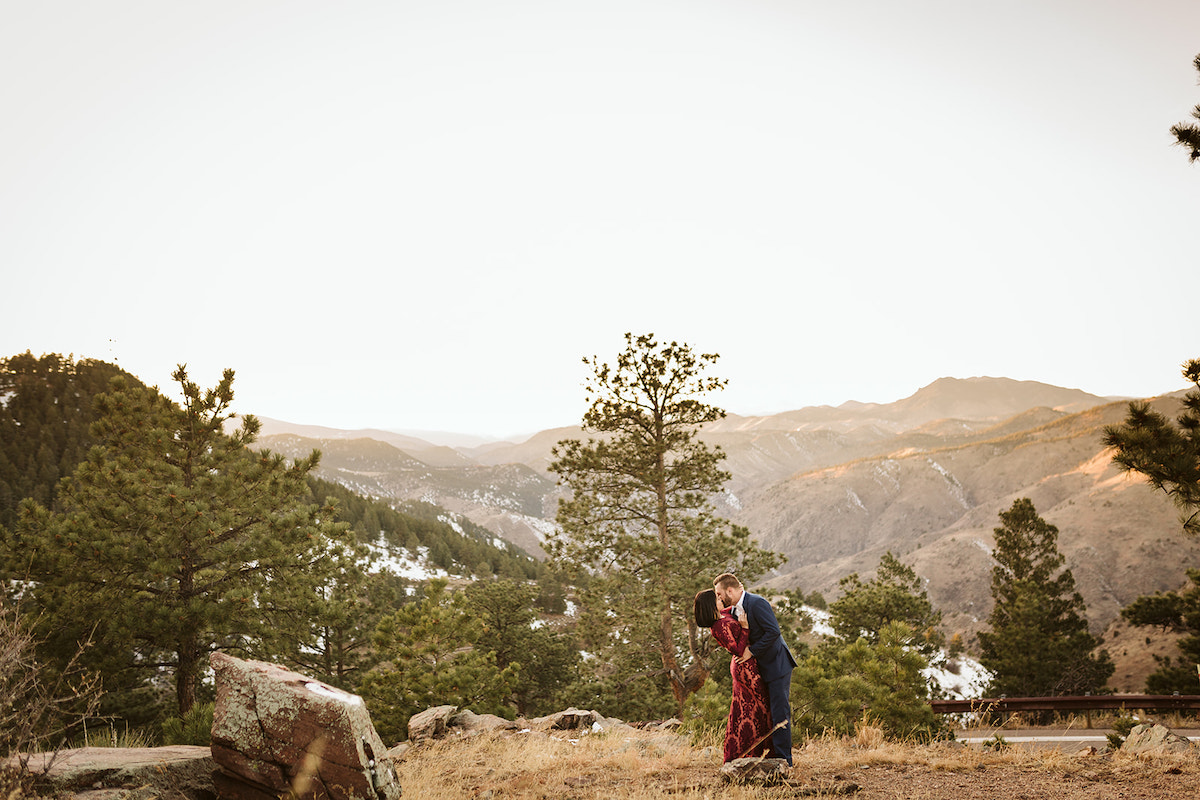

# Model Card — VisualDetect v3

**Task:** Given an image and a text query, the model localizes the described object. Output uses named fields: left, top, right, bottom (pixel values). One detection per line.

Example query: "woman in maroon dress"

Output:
left=694, top=588, right=772, bottom=762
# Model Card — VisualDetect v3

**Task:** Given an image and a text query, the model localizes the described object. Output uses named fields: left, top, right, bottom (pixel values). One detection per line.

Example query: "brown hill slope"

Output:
left=736, top=396, right=1200, bottom=646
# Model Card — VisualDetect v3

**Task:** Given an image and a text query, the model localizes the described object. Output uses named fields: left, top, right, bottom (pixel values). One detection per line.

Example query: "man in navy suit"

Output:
left=714, top=572, right=796, bottom=765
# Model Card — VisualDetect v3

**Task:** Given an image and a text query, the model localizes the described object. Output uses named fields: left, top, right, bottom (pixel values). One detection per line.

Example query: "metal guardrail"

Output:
left=930, top=695, right=1200, bottom=714
left=930, top=695, right=1200, bottom=728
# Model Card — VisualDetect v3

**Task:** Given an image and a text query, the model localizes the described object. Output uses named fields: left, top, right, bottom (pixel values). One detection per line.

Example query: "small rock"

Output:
left=1121, top=723, right=1194, bottom=756
left=448, top=709, right=520, bottom=736
left=719, top=757, right=791, bottom=784
left=407, top=705, right=458, bottom=744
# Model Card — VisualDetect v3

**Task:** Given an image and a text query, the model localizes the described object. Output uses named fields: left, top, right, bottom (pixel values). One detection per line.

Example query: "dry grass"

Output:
left=395, top=724, right=1200, bottom=800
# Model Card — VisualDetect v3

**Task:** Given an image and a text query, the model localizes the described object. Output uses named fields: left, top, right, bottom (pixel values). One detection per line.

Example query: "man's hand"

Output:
left=737, top=648, right=753, bottom=663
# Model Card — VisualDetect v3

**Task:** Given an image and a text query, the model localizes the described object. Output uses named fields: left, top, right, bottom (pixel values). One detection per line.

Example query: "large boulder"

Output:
left=209, top=652, right=401, bottom=800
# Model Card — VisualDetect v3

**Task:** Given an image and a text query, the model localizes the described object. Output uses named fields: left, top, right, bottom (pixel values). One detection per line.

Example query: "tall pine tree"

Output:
left=977, top=499, right=1112, bottom=698
left=2, top=366, right=353, bottom=717
left=547, top=333, right=782, bottom=717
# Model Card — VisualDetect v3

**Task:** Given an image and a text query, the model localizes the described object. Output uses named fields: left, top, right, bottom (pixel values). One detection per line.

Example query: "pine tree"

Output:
left=828, top=551, right=944, bottom=657
left=1120, top=570, right=1200, bottom=693
left=1103, top=358, right=1200, bottom=536
left=1171, top=55, right=1200, bottom=162
left=977, top=499, right=1113, bottom=698
left=463, top=579, right=580, bottom=716
left=790, top=621, right=942, bottom=739
left=547, top=333, right=782, bottom=717
left=2, top=366, right=353, bottom=716
left=361, top=579, right=519, bottom=742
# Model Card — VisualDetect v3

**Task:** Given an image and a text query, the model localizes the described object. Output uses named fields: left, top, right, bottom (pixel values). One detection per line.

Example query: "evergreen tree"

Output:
left=790, top=621, right=943, bottom=740
left=547, top=333, right=782, bottom=717
left=362, top=579, right=519, bottom=742
left=977, top=499, right=1113, bottom=698
left=1, top=366, right=352, bottom=717
left=268, top=543, right=400, bottom=690
left=1120, top=570, right=1200, bottom=693
left=1103, top=358, right=1200, bottom=536
left=828, top=551, right=944, bottom=657
left=1171, top=55, right=1200, bottom=162
left=1104, top=359, right=1200, bottom=691
left=463, top=579, right=580, bottom=716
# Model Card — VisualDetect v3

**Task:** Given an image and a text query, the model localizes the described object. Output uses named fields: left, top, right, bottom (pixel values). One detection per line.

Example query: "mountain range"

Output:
left=255, top=376, right=1200, bottom=691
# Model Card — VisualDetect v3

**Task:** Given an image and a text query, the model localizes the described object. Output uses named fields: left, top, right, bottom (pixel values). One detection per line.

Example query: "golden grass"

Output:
left=394, top=723, right=1200, bottom=800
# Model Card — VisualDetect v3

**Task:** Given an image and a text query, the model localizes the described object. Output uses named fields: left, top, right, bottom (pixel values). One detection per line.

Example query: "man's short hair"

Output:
left=713, top=573, right=741, bottom=591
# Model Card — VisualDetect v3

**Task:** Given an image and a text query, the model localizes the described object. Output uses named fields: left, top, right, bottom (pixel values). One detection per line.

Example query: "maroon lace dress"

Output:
left=711, top=609, right=772, bottom=762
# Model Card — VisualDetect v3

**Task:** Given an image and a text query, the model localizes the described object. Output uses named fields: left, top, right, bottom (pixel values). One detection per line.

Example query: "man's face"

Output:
left=715, top=583, right=738, bottom=606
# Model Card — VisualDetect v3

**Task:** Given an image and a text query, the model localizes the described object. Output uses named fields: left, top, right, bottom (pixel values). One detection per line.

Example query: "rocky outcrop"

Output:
left=524, top=707, right=632, bottom=734
left=9, top=746, right=215, bottom=799
left=209, top=652, right=401, bottom=800
left=406, top=706, right=521, bottom=744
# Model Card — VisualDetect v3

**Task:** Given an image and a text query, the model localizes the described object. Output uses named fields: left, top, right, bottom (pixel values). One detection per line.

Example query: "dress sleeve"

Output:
left=711, top=616, right=748, bottom=655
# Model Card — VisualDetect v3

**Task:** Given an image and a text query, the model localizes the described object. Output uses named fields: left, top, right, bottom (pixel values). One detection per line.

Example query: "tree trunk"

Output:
left=176, top=634, right=198, bottom=715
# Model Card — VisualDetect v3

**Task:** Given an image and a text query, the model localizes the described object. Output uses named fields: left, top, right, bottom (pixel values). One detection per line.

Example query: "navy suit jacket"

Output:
left=741, top=591, right=797, bottom=683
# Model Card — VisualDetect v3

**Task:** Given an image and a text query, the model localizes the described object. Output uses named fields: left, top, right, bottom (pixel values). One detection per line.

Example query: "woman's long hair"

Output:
left=693, top=588, right=719, bottom=628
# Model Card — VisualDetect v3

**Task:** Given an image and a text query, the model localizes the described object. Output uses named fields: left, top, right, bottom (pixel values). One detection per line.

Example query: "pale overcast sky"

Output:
left=3, top=1, right=1198, bottom=439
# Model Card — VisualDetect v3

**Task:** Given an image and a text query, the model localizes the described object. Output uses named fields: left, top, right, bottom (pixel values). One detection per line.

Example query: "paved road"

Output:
left=955, top=728, right=1200, bottom=751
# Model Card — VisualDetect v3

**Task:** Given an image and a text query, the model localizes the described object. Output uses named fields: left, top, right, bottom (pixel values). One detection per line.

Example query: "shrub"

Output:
left=0, top=601, right=102, bottom=773
left=162, top=702, right=215, bottom=746
left=679, top=676, right=731, bottom=746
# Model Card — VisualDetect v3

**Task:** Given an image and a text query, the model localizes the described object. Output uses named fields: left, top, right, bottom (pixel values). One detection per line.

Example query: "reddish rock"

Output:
left=210, top=652, right=401, bottom=800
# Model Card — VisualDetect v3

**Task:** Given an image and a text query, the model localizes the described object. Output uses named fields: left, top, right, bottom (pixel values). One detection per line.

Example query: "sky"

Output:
left=3, top=1, right=1199, bottom=440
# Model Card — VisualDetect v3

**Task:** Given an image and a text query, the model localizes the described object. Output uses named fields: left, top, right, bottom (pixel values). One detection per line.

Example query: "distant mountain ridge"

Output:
left=255, top=375, right=1198, bottom=690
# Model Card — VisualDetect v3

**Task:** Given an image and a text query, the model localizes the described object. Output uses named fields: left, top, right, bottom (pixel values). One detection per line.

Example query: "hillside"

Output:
left=733, top=396, right=1200, bottom=642
left=257, top=433, right=558, bottom=557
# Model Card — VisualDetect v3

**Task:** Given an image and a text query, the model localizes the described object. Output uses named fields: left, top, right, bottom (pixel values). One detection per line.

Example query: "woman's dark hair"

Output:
left=694, top=588, right=719, bottom=628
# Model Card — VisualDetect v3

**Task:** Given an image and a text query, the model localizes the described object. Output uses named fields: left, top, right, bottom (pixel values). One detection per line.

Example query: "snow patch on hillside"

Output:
left=873, top=460, right=901, bottom=491
left=927, top=458, right=971, bottom=510
left=925, top=656, right=992, bottom=700
left=806, top=605, right=835, bottom=637
left=804, top=605, right=991, bottom=700
left=438, top=514, right=465, bottom=535
left=365, top=534, right=453, bottom=581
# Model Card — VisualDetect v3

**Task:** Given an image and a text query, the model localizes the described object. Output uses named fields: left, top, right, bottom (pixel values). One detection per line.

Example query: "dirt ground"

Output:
left=394, top=730, right=1200, bottom=800
left=792, top=759, right=1200, bottom=800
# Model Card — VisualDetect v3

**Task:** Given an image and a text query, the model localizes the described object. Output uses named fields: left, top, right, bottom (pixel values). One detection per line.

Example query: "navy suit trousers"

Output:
left=764, top=672, right=793, bottom=764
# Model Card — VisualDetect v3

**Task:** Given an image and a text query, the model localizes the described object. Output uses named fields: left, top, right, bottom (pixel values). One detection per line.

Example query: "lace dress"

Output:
left=710, top=609, right=772, bottom=761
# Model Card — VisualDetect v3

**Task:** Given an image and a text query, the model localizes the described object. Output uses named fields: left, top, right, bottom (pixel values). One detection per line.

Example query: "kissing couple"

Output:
left=694, top=573, right=797, bottom=765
